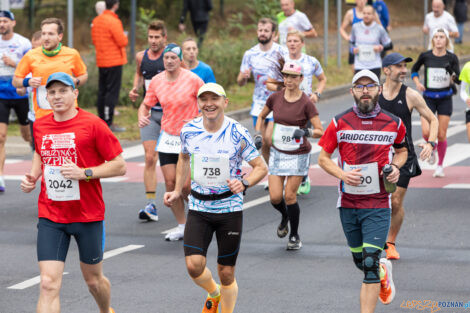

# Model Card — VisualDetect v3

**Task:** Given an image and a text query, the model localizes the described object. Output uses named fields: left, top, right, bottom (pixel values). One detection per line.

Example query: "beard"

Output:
left=354, top=93, right=379, bottom=113
left=258, top=34, right=272, bottom=45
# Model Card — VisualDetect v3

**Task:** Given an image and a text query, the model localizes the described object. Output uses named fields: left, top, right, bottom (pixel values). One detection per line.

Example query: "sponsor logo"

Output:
left=337, top=130, right=397, bottom=145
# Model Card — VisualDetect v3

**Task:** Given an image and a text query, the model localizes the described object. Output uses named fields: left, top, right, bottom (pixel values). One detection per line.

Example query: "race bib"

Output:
left=144, top=79, right=151, bottom=90
left=36, top=86, right=51, bottom=110
left=156, top=131, right=181, bottom=154
left=44, top=165, right=80, bottom=201
left=358, top=45, right=376, bottom=62
left=427, top=67, right=450, bottom=89
left=342, top=162, right=380, bottom=195
left=0, top=62, right=15, bottom=78
left=272, top=123, right=302, bottom=151
left=250, top=100, right=273, bottom=119
left=191, top=154, right=230, bottom=187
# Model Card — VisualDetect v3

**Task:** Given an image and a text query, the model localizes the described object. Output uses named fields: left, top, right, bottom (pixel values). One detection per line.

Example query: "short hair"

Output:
left=32, top=30, right=42, bottom=41
left=286, top=30, right=305, bottom=42
left=148, top=20, right=166, bottom=36
left=258, top=17, right=277, bottom=33
left=363, top=4, right=375, bottom=13
left=41, top=18, right=64, bottom=35
left=181, top=37, right=197, bottom=47
left=105, top=0, right=119, bottom=10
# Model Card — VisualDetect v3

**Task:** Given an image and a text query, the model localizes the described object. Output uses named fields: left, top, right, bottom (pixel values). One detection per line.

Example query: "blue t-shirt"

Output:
left=191, top=60, right=216, bottom=83
left=373, top=0, right=390, bottom=29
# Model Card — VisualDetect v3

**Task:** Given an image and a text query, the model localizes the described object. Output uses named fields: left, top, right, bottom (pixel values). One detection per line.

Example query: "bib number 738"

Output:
left=192, top=154, right=230, bottom=187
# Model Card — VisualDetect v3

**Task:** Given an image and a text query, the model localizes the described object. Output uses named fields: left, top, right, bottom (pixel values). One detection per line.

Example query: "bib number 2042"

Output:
left=48, top=179, right=73, bottom=189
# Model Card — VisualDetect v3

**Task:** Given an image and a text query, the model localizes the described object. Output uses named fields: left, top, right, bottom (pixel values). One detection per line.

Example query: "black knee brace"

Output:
left=352, top=252, right=363, bottom=271
left=362, top=247, right=381, bottom=284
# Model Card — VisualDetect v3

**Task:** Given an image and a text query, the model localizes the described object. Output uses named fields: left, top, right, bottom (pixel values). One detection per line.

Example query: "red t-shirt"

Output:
left=318, top=108, right=406, bottom=209
left=33, top=108, right=123, bottom=223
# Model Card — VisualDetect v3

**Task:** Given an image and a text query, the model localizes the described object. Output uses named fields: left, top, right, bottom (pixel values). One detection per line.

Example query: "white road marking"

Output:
left=414, top=123, right=467, bottom=146
left=419, top=143, right=470, bottom=170
left=122, top=144, right=144, bottom=160
left=100, top=177, right=129, bottom=183
left=4, top=175, right=24, bottom=181
left=443, top=184, right=470, bottom=189
left=411, top=120, right=463, bottom=126
left=5, top=159, right=22, bottom=164
left=7, top=245, right=144, bottom=290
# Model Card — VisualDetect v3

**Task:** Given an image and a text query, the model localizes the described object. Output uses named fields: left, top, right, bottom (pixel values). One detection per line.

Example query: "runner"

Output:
left=266, top=29, right=327, bottom=195
left=423, top=0, right=459, bottom=51
left=459, top=61, right=470, bottom=141
left=164, top=83, right=267, bottom=313
left=141, top=43, right=204, bottom=241
left=20, top=72, right=125, bottom=313
left=318, top=70, right=407, bottom=311
left=182, top=37, right=216, bottom=83
left=13, top=18, right=88, bottom=120
left=350, top=5, right=392, bottom=78
left=379, top=53, right=438, bottom=260
left=0, top=10, right=32, bottom=192
left=129, top=20, right=167, bottom=222
left=411, top=28, right=460, bottom=177
left=256, top=62, right=323, bottom=250
left=237, top=18, right=286, bottom=164
left=276, top=0, right=317, bottom=50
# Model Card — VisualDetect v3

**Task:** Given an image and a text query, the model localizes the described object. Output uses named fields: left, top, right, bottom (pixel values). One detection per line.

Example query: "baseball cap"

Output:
left=382, top=53, right=413, bottom=68
left=281, top=62, right=303, bottom=75
left=46, top=72, right=76, bottom=89
left=0, top=10, right=15, bottom=20
left=352, top=69, right=380, bottom=85
left=163, top=43, right=183, bottom=60
left=197, top=83, right=226, bottom=97
left=431, top=27, right=450, bottom=40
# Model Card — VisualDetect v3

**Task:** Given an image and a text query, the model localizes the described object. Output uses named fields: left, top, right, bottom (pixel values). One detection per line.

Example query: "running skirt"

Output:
left=268, top=147, right=310, bottom=176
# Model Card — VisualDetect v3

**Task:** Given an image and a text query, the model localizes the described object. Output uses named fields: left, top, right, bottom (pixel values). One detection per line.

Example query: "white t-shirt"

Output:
left=0, top=33, right=31, bottom=80
left=350, top=21, right=391, bottom=70
left=278, top=10, right=313, bottom=47
left=181, top=116, right=259, bottom=213
left=424, top=11, right=458, bottom=51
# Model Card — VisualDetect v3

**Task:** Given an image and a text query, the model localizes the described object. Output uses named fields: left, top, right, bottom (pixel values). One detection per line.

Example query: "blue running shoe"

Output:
left=139, top=203, right=158, bottom=221
left=0, top=176, right=5, bottom=192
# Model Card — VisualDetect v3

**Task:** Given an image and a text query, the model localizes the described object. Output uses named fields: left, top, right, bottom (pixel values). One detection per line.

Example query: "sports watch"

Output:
left=427, top=141, right=436, bottom=149
left=84, top=168, right=93, bottom=182
left=241, top=179, right=250, bottom=195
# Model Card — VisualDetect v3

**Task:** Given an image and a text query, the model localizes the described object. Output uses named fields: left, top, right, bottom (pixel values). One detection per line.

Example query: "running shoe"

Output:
left=433, top=166, right=445, bottom=178
left=109, top=308, right=115, bottom=313
left=277, top=217, right=289, bottom=238
left=428, top=150, right=437, bottom=165
left=286, top=235, right=302, bottom=250
left=139, top=203, right=158, bottom=221
left=379, top=258, right=396, bottom=305
left=165, top=227, right=184, bottom=241
left=0, top=176, right=5, bottom=192
left=385, top=242, right=400, bottom=260
left=297, top=179, right=311, bottom=195
left=202, top=286, right=221, bottom=313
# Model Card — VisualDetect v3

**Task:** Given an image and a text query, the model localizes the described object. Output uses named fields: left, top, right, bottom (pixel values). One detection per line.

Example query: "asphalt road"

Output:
left=1, top=85, right=470, bottom=313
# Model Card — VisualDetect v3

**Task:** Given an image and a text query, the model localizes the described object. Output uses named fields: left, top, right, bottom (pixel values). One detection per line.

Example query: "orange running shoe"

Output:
left=385, top=242, right=400, bottom=260
left=202, top=292, right=221, bottom=313
left=379, top=258, right=396, bottom=305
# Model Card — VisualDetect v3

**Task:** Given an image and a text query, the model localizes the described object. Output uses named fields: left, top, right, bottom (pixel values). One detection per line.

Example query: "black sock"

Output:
left=271, top=199, right=288, bottom=221
left=286, top=202, right=300, bottom=238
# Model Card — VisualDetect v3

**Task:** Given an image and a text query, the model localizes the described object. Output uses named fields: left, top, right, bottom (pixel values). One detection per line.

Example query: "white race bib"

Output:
left=191, top=154, right=230, bottom=187
left=342, top=162, right=380, bottom=195
left=358, top=45, right=376, bottom=62
left=44, top=165, right=80, bottom=201
left=36, top=86, right=51, bottom=110
left=427, top=67, right=450, bottom=89
left=272, top=123, right=302, bottom=151
left=250, top=100, right=273, bottom=119
left=156, top=131, right=181, bottom=154
left=144, top=79, right=151, bottom=90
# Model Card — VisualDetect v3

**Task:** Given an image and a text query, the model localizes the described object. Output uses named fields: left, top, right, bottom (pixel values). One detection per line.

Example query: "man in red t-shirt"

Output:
left=318, top=70, right=407, bottom=312
left=20, top=72, right=125, bottom=313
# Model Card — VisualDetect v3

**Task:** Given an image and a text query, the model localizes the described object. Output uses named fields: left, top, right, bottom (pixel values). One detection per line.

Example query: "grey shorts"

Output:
left=140, top=109, right=162, bottom=142
left=268, top=147, right=310, bottom=176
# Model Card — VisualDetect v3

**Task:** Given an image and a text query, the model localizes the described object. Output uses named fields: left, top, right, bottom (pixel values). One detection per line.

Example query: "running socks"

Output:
left=146, top=191, right=156, bottom=204
left=192, top=267, right=218, bottom=295
left=286, top=202, right=300, bottom=238
left=271, top=199, right=288, bottom=222
left=437, top=140, right=447, bottom=166
left=220, top=280, right=238, bottom=313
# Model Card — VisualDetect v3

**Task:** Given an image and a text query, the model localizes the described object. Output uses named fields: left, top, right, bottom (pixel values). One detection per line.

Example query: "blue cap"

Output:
left=46, top=72, right=76, bottom=89
left=382, top=53, right=413, bottom=68
left=0, top=10, right=15, bottom=20
left=163, top=43, right=182, bottom=60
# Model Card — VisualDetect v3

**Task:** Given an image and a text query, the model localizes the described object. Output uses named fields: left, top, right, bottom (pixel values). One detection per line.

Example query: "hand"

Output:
left=387, top=25, right=392, bottom=32
left=29, top=77, right=42, bottom=88
left=416, top=82, right=426, bottom=93
left=310, top=93, right=319, bottom=104
left=164, top=191, right=181, bottom=207
left=373, top=45, right=383, bottom=52
left=385, top=165, right=400, bottom=183
left=60, top=158, right=85, bottom=180
left=254, top=134, right=262, bottom=150
left=242, top=69, right=251, bottom=80
left=341, top=168, right=362, bottom=186
left=129, top=87, right=139, bottom=102
left=20, top=173, right=38, bottom=193
left=226, top=179, right=245, bottom=194
left=138, top=113, right=151, bottom=128
left=418, top=142, right=434, bottom=161
left=178, top=23, right=186, bottom=32
left=2, top=54, right=16, bottom=67
left=16, top=87, right=27, bottom=96
left=353, top=47, right=359, bottom=54
left=293, top=129, right=305, bottom=140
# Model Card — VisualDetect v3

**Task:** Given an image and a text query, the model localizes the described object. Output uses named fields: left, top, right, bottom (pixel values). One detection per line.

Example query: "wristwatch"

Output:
left=241, top=179, right=250, bottom=195
left=314, top=91, right=321, bottom=99
left=427, top=141, right=436, bottom=148
left=84, top=168, right=93, bottom=182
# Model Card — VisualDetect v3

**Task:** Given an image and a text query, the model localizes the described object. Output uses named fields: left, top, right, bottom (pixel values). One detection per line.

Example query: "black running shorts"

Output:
left=0, top=98, right=29, bottom=125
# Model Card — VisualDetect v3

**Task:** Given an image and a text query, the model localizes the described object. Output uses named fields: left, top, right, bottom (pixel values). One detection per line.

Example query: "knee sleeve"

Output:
left=362, top=247, right=381, bottom=284
left=352, top=252, right=363, bottom=271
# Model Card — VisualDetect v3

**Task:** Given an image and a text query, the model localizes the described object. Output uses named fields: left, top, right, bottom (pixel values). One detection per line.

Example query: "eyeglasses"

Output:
left=353, top=83, right=379, bottom=92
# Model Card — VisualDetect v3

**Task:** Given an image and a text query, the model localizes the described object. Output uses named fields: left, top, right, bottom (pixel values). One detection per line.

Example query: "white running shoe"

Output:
left=433, top=166, right=445, bottom=178
left=428, top=150, right=437, bottom=165
left=165, top=226, right=184, bottom=241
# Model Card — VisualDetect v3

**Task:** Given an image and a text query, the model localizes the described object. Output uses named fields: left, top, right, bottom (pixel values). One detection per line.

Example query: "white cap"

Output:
left=352, top=69, right=380, bottom=85
left=431, top=27, right=450, bottom=40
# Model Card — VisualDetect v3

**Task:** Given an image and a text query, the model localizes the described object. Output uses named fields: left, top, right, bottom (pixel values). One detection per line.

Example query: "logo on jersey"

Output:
left=337, top=130, right=397, bottom=145
left=40, top=133, right=77, bottom=165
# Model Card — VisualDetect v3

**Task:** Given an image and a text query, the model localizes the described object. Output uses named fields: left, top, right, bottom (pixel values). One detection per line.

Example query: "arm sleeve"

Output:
left=317, top=120, right=338, bottom=154
left=206, top=66, right=216, bottom=83
left=448, top=15, right=459, bottom=33
left=110, top=19, right=128, bottom=48
left=380, top=27, right=392, bottom=46
left=460, top=81, right=469, bottom=102
left=240, top=127, right=260, bottom=162
left=393, top=119, right=407, bottom=149
left=180, top=128, right=190, bottom=155
left=72, top=51, right=87, bottom=77
left=180, top=0, right=189, bottom=23
left=452, top=54, right=461, bottom=84
left=313, top=58, right=324, bottom=76
left=94, top=119, right=124, bottom=161
left=411, top=53, right=425, bottom=77
left=300, top=12, right=314, bottom=31
left=265, top=94, right=274, bottom=111
left=240, top=52, right=249, bottom=72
